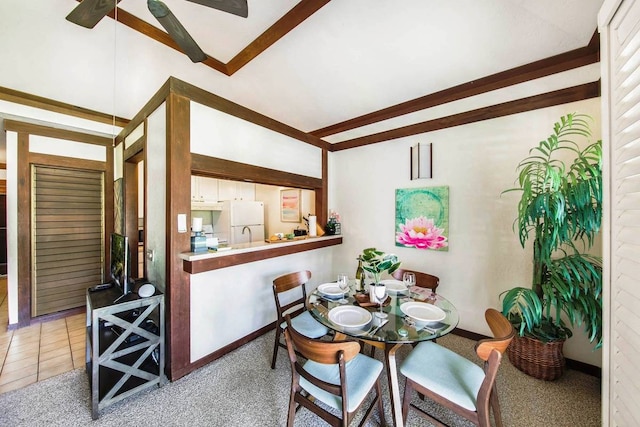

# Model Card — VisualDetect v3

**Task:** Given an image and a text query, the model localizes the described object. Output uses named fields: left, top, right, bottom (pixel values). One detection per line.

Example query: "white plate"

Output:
left=400, top=302, right=446, bottom=323
left=138, top=283, right=155, bottom=298
left=317, top=282, right=346, bottom=297
left=328, top=306, right=372, bottom=329
left=380, top=279, right=408, bottom=294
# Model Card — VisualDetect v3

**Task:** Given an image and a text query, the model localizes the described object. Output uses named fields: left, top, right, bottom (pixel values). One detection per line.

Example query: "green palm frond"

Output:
left=500, top=113, right=603, bottom=347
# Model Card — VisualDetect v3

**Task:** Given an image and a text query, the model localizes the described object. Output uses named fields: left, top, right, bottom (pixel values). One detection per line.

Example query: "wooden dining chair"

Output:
left=392, top=268, right=440, bottom=293
left=271, top=270, right=329, bottom=369
left=283, top=315, right=386, bottom=427
left=399, top=308, right=515, bottom=426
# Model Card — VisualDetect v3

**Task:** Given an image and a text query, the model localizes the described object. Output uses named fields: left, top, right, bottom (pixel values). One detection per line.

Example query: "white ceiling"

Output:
left=0, top=0, right=604, bottom=143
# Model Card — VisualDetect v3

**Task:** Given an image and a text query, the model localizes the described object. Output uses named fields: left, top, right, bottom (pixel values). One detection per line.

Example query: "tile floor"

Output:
left=0, top=277, right=85, bottom=394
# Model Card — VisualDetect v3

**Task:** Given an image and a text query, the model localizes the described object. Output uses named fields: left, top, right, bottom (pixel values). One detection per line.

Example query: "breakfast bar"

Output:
left=180, top=235, right=343, bottom=274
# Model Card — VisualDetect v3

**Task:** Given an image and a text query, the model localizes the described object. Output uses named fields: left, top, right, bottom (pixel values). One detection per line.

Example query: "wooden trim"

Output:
left=165, top=93, right=192, bottom=381
left=3, top=120, right=113, bottom=147
left=117, top=76, right=328, bottom=157
left=104, top=148, right=114, bottom=283
left=450, top=327, right=600, bottom=378
left=331, top=81, right=601, bottom=151
left=17, top=133, right=31, bottom=326
left=0, top=163, right=6, bottom=169
left=226, top=0, right=332, bottom=75
left=124, top=161, right=139, bottom=278
left=124, top=136, right=144, bottom=162
left=9, top=307, right=85, bottom=330
left=318, top=148, right=328, bottom=226
left=168, top=78, right=330, bottom=150
left=183, top=322, right=274, bottom=377
left=172, top=315, right=601, bottom=381
left=191, top=154, right=322, bottom=189
left=566, top=357, right=602, bottom=378
left=183, top=237, right=342, bottom=274
left=588, top=29, right=601, bottom=54
left=311, top=33, right=600, bottom=138
left=116, top=80, right=171, bottom=147
left=0, top=86, right=129, bottom=128
left=15, top=124, right=113, bottom=325
left=29, top=153, right=106, bottom=171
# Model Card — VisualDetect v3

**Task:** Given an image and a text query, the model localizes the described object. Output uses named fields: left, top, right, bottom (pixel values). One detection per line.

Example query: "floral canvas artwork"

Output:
left=395, top=186, right=449, bottom=251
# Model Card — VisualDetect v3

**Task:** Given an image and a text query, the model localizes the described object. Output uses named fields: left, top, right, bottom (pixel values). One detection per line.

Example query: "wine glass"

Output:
left=374, top=283, right=388, bottom=318
left=337, top=273, right=349, bottom=304
left=403, top=272, right=416, bottom=292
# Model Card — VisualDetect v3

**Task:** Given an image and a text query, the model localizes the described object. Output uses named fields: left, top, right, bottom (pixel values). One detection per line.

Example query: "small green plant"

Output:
left=360, top=248, right=401, bottom=284
left=501, top=113, right=603, bottom=348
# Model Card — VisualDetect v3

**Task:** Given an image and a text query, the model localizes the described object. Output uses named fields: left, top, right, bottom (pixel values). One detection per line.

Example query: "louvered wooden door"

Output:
left=601, top=0, right=640, bottom=424
left=31, top=166, right=104, bottom=317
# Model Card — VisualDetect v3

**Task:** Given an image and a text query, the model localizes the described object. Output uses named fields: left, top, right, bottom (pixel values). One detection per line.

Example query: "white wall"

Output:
left=188, top=99, right=328, bottom=360
left=146, top=104, right=167, bottom=293
left=190, top=101, right=322, bottom=179
left=190, top=247, right=334, bottom=362
left=329, top=98, right=603, bottom=366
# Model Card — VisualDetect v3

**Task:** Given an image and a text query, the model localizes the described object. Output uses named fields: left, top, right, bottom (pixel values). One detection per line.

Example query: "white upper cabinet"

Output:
left=191, top=176, right=219, bottom=202
left=218, top=180, right=255, bottom=201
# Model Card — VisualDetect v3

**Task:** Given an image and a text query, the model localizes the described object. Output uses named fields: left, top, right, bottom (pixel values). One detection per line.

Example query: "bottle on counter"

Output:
left=355, top=256, right=365, bottom=292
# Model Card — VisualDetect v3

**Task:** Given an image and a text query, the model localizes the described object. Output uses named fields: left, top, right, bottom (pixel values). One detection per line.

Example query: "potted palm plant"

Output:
left=501, top=113, right=602, bottom=380
left=360, top=247, right=401, bottom=285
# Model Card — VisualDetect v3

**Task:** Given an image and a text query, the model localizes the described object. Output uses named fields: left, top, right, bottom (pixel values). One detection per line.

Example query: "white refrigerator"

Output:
left=216, top=200, right=265, bottom=245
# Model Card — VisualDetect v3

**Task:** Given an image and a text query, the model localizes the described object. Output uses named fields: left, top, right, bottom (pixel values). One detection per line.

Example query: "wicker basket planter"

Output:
left=507, top=334, right=566, bottom=381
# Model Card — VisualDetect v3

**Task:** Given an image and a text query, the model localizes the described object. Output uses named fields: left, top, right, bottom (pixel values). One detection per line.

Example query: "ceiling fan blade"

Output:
left=186, top=0, right=248, bottom=18
left=147, top=0, right=207, bottom=63
left=66, top=0, right=120, bottom=29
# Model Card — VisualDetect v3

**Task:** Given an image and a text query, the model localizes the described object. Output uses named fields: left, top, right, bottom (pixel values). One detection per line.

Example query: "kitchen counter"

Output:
left=180, top=235, right=342, bottom=274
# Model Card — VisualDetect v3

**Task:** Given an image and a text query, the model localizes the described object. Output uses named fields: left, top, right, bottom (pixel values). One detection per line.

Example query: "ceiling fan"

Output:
left=66, top=0, right=248, bottom=63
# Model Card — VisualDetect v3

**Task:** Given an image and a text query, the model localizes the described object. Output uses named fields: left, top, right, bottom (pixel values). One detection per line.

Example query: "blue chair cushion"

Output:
left=400, top=341, right=484, bottom=411
left=281, top=310, right=329, bottom=339
left=300, top=353, right=383, bottom=413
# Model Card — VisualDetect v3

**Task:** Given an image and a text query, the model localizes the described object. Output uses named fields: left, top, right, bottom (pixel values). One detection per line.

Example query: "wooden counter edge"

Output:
left=183, top=236, right=343, bottom=274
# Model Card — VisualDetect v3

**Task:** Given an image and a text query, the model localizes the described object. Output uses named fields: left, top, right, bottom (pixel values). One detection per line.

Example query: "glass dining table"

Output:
left=307, top=281, right=459, bottom=427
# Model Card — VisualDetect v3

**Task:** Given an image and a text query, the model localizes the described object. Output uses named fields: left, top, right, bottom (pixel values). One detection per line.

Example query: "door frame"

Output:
left=7, top=120, right=113, bottom=326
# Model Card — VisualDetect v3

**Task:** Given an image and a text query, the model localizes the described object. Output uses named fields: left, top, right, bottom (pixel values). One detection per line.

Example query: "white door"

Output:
left=599, top=0, right=640, bottom=424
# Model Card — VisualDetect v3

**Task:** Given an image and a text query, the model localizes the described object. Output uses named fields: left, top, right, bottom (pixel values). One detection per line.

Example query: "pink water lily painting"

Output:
left=395, top=186, right=449, bottom=251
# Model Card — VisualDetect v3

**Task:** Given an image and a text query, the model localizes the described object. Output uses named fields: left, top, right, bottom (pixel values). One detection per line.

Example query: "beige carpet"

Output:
left=0, top=331, right=601, bottom=426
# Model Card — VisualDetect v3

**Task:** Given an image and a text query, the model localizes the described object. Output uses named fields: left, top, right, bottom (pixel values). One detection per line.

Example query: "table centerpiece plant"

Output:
left=360, top=247, right=401, bottom=285
left=500, top=113, right=602, bottom=380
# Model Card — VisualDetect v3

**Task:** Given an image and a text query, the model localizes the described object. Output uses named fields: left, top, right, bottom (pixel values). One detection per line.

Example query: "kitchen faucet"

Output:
left=242, top=226, right=252, bottom=242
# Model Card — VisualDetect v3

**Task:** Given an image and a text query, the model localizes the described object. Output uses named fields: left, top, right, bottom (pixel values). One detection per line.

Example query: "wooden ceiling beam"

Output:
left=330, top=80, right=601, bottom=151
left=226, top=0, right=332, bottom=75
left=0, top=85, right=129, bottom=128
left=86, top=0, right=331, bottom=76
left=312, top=31, right=600, bottom=138
left=112, top=7, right=229, bottom=75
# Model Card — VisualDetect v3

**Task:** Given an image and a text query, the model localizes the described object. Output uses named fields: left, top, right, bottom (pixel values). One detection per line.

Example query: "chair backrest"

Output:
left=272, top=270, right=311, bottom=320
left=285, top=315, right=360, bottom=364
left=474, top=309, right=515, bottom=421
left=474, top=308, right=515, bottom=362
left=392, top=268, right=440, bottom=292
